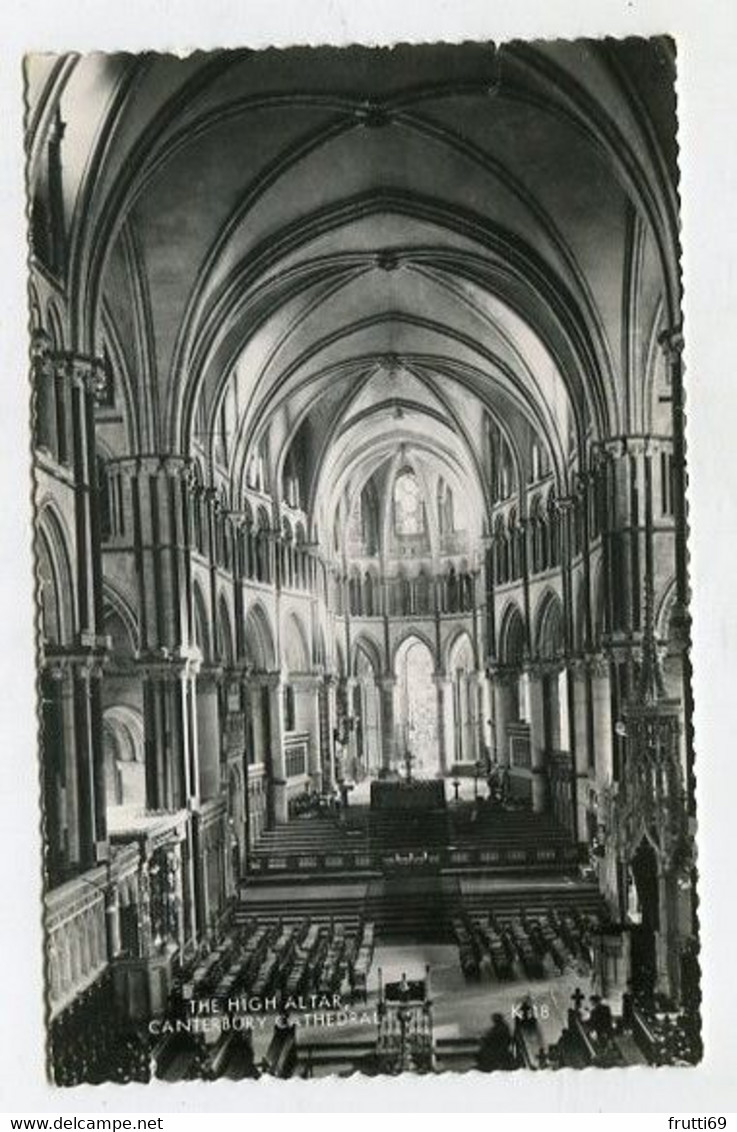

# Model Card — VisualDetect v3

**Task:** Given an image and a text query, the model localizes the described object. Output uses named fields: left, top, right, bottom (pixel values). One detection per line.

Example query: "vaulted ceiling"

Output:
left=26, top=39, right=680, bottom=524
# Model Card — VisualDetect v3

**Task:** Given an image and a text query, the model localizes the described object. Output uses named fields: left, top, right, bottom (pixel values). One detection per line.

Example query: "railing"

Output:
left=630, top=1005, right=660, bottom=1062
left=45, top=867, right=110, bottom=1020
left=247, top=841, right=583, bottom=877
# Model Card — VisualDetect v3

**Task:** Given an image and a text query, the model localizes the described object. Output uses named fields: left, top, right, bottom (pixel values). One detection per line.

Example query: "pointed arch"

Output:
left=392, top=626, right=437, bottom=673
left=534, top=588, right=565, bottom=661
left=282, top=610, right=310, bottom=674
left=656, top=576, right=678, bottom=643
left=36, top=502, right=75, bottom=647
left=351, top=632, right=383, bottom=678
left=102, top=704, right=145, bottom=810
left=446, top=627, right=475, bottom=674
left=102, top=581, right=139, bottom=655
left=243, top=601, right=276, bottom=671
left=498, top=601, right=526, bottom=667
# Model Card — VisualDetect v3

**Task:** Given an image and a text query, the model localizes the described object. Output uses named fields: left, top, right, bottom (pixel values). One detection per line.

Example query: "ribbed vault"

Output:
left=26, top=39, right=680, bottom=553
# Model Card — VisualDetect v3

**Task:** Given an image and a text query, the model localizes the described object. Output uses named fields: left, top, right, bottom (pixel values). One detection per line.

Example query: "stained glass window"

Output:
left=393, top=471, right=425, bottom=535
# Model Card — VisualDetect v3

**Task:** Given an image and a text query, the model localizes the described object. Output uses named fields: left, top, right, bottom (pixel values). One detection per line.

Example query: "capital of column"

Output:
left=289, top=673, right=323, bottom=692
left=583, top=651, right=611, bottom=680
left=197, top=663, right=224, bottom=689
left=573, top=471, right=590, bottom=497
left=486, top=663, right=519, bottom=687
left=55, top=350, right=109, bottom=403
left=136, top=644, right=202, bottom=680
left=568, top=654, right=588, bottom=679
left=250, top=669, right=282, bottom=689
left=601, top=437, right=628, bottom=460
left=523, top=657, right=563, bottom=680
left=554, top=496, right=576, bottom=515
left=31, top=329, right=54, bottom=376
left=589, top=443, right=614, bottom=472
left=658, top=326, right=684, bottom=363
left=42, top=641, right=109, bottom=680
left=110, top=454, right=192, bottom=482
left=667, top=602, right=691, bottom=650
left=378, top=675, right=397, bottom=691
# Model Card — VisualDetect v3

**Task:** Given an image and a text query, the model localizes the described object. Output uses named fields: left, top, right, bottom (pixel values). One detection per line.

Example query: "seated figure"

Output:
left=476, top=1013, right=516, bottom=1072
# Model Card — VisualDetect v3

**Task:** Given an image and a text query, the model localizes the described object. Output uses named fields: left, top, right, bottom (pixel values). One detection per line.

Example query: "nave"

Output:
left=27, top=38, right=699, bottom=1080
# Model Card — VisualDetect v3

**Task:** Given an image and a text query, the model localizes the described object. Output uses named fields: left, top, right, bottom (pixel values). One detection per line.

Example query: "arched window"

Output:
left=282, top=449, right=300, bottom=508
left=360, top=482, right=379, bottom=553
left=393, top=470, right=425, bottom=536
left=437, top=478, right=455, bottom=535
left=498, top=438, right=515, bottom=501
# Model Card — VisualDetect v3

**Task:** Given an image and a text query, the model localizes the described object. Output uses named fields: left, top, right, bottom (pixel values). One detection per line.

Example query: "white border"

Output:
left=2, top=0, right=736, bottom=1113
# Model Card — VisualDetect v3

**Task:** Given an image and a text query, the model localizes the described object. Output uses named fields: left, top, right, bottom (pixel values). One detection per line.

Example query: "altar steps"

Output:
left=365, top=878, right=460, bottom=941
left=234, top=889, right=367, bottom=936
left=247, top=804, right=582, bottom=879
left=250, top=809, right=573, bottom=854
left=459, top=880, right=607, bottom=924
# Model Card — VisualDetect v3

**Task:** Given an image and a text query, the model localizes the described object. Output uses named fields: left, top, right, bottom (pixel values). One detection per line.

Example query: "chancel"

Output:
left=26, top=37, right=700, bottom=1081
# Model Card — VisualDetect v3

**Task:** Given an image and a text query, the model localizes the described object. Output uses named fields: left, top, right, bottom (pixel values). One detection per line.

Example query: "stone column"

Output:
left=526, top=665, right=547, bottom=813
left=571, top=660, right=591, bottom=840
left=344, top=676, right=359, bottom=774
left=468, top=670, right=484, bottom=766
left=249, top=682, right=265, bottom=766
left=141, top=658, right=193, bottom=812
left=32, top=330, right=56, bottom=453
left=378, top=675, right=397, bottom=772
left=293, top=674, right=321, bottom=785
left=590, top=655, right=614, bottom=782
left=321, top=675, right=338, bottom=792
left=72, top=655, right=108, bottom=868
left=660, top=328, right=695, bottom=816
left=41, top=662, right=77, bottom=876
left=265, top=672, right=287, bottom=823
left=433, top=674, right=453, bottom=775
left=195, top=667, right=223, bottom=801
left=491, top=671, right=514, bottom=767
left=478, top=671, right=493, bottom=766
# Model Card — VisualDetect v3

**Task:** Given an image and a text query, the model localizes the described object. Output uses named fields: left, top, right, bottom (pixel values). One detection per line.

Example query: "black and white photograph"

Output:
left=20, top=27, right=706, bottom=1093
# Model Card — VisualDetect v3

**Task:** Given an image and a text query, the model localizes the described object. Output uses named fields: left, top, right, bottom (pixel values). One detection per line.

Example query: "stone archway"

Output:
left=102, top=705, right=145, bottom=811
left=354, top=641, right=382, bottom=777
left=395, top=635, right=440, bottom=778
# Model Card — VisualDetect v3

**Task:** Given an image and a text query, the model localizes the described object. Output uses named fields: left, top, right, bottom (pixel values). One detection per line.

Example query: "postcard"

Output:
left=25, top=36, right=700, bottom=1083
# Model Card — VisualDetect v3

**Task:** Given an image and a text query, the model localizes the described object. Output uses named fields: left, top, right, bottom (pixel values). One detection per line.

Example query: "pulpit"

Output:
left=591, top=924, right=631, bottom=1013
left=375, top=967, right=434, bottom=1074
left=113, top=944, right=176, bottom=1022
